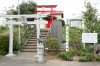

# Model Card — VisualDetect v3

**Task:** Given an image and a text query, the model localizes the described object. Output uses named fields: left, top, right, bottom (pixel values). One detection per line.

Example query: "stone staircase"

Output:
left=22, top=29, right=49, bottom=52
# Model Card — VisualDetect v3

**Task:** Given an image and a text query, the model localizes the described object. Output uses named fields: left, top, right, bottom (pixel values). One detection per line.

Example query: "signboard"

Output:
left=82, top=33, right=98, bottom=43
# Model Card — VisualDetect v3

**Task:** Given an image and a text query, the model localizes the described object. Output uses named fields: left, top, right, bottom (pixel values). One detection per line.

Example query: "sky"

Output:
left=0, top=0, right=100, bottom=20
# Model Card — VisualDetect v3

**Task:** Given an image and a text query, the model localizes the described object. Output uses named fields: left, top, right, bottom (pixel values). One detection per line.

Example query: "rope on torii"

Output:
left=0, top=14, right=48, bottom=57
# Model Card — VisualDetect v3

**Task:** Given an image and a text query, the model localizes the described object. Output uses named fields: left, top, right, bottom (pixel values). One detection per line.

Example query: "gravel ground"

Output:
left=0, top=52, right=99, bottom=66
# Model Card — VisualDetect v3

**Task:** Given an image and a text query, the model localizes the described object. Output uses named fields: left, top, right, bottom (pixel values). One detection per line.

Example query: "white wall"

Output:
left=70, top=21, right=82, bottom=28
left=69, top=19, right=84, bottom=29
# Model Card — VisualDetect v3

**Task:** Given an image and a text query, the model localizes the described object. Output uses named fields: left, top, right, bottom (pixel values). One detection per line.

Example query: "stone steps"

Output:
left=27, top=38, right=37, bottom=40
left=28, top=39, right=37, bottom=41
left=27, top=41, right=37, bottom=44
left=22, top=29, right=49, bottom=52
left=31, top=35, right=47, bottom=37
left=25, top=44, right=37, bottom=46
left=34, top=32, right=48, bottom=34
left=22, top=49, right=37, bottom=52
left=23, top=46, right=37, bottom=49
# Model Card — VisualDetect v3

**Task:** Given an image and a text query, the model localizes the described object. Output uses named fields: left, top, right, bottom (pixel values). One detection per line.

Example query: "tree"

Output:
left=82, top=2, right=99, bottom=32
left=59, top=19, right=65, bottom=26
left=82, top=2, right=100, bottom=43
left=5, top=1, right=37, bottom=21
left=5, top=1, right=37, bottom=15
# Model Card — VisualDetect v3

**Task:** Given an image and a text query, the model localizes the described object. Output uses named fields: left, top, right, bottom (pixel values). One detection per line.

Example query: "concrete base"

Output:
left=5, top=53, right=15, bottom=57
left=34, top=55, right=44, bottom=63
left=37, top=55, right=44, bottom=63
left=34, top=55, right=39, bottom=59
left=98, top=53, right=100, bottom=55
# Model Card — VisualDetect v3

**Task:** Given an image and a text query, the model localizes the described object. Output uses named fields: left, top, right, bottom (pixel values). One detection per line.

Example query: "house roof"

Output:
left=37, top=5, right=57, bottom=8
left=36, top=11, right=63, bottom=15
left=70, top=19, right=82, bottom=21
left=53, top=11, right=63, bottom=15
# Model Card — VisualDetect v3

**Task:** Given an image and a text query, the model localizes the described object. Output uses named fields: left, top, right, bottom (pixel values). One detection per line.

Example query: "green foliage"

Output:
left=79, top=52, right=94, bottom=62
left=0, top=27, right=23, bottom=55
left=69, top=27, right=83, bottom=50
left=79, top=48, right=100, bottom=62
left=62, top=27, right=83, bottom=49
left=95, top=21, right=100, bottom=43
left=94, top=55, right=100, bottom=62
left=19, top=1, right=37, bottom=14
left=44, top=37, right=60, bottom=53
left=58, top=48, right=100, bottom=62
left=78, top=48, right=94, bottom=62
left=58, top=51, right=73, bottom=61
left=69, top=48, right=81, bottom=56
left=97, top=32, right=100, bottom=43
left=0, top=24, right=35, bottom=55
left=59, top=19, right=65, bottom=26
left=0, top=32, right=9, bottom=55
left=0, top=26, right=8, bottom=33
left=0, top=32, right=18, bottom=55
left=0, top=50, right=7, bottom=55
left=82, top=2, right=98, bottom=32
left=6, top=1, right=37, bottom=21
left=82, top=2, right=100, bottom=43
left=62, top=26, right=66, bottom=43
left=0, top=26, right=6, bottom=30
left=5, top=1, right=37, bottom=15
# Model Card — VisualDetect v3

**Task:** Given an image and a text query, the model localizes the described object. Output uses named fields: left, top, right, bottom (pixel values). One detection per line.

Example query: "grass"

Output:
left=0, top=25, right=35, bottom=55
left=62, top=26, right=66, bottom=43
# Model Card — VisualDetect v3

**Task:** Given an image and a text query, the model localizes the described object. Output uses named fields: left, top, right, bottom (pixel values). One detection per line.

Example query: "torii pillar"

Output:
left=0, top=14, right=48, bottom=58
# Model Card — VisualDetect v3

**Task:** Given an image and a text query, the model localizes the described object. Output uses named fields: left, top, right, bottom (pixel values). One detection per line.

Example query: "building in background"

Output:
left=69, top=19, right=84, bottom=29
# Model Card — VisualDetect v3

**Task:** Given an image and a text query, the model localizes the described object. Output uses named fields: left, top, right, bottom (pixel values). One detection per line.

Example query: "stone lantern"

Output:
left=37, top=34, right=44, bottom=62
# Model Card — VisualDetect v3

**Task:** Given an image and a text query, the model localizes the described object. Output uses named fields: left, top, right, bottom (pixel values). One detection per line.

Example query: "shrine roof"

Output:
left=43, top=15, right=57, bottom=20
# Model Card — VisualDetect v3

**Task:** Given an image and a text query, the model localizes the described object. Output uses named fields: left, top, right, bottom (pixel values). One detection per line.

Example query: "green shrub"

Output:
left=0, top=50, right=7, bottom=55
left=70, top=48, right=81, bottom=56
left=0, top=26, right=8, bottom=34
left=0, top=29, right=18, bottom=55
left=79, top=52, right=94, bottom=62
left=94, top=55, right=100, bottom=62
left=44, top=37, right=60, bottom=53
left=0, top=26, right=5, bottom=30
left=62, top=27, right=83, bottom=49
left=79, top=56, right=87, bottom=62
left=62, top=26, right=66, bottom=43
left=69, top=28, right=83, bottom=50
left=59, top=19, right=65, bottom=26
left=58, top=51, right=73, bottom=61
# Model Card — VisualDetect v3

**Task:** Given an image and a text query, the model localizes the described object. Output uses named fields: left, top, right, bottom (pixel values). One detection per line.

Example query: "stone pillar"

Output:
left=66, top=24, right=69, bottom=51
left=34, top=18, right=40, bottom=58
left=6, top=19, right=15, bottom=57
left=66, top=19, right=70, bottom=51
left=51, top=19, right=63, bottom=47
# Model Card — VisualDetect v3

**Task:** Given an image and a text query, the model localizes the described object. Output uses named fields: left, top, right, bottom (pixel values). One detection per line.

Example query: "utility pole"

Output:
left=18, top=0, right=21, bottom=45
left=72, top=13, right=76, bottom=19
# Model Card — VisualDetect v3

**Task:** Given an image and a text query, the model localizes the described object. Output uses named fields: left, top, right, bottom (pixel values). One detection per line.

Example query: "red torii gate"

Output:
left=36, top=5, right=63, bottom=28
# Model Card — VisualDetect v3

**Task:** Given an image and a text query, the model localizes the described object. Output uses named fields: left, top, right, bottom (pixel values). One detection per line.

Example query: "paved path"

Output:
left=0, top=52, right=100, bottom=66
